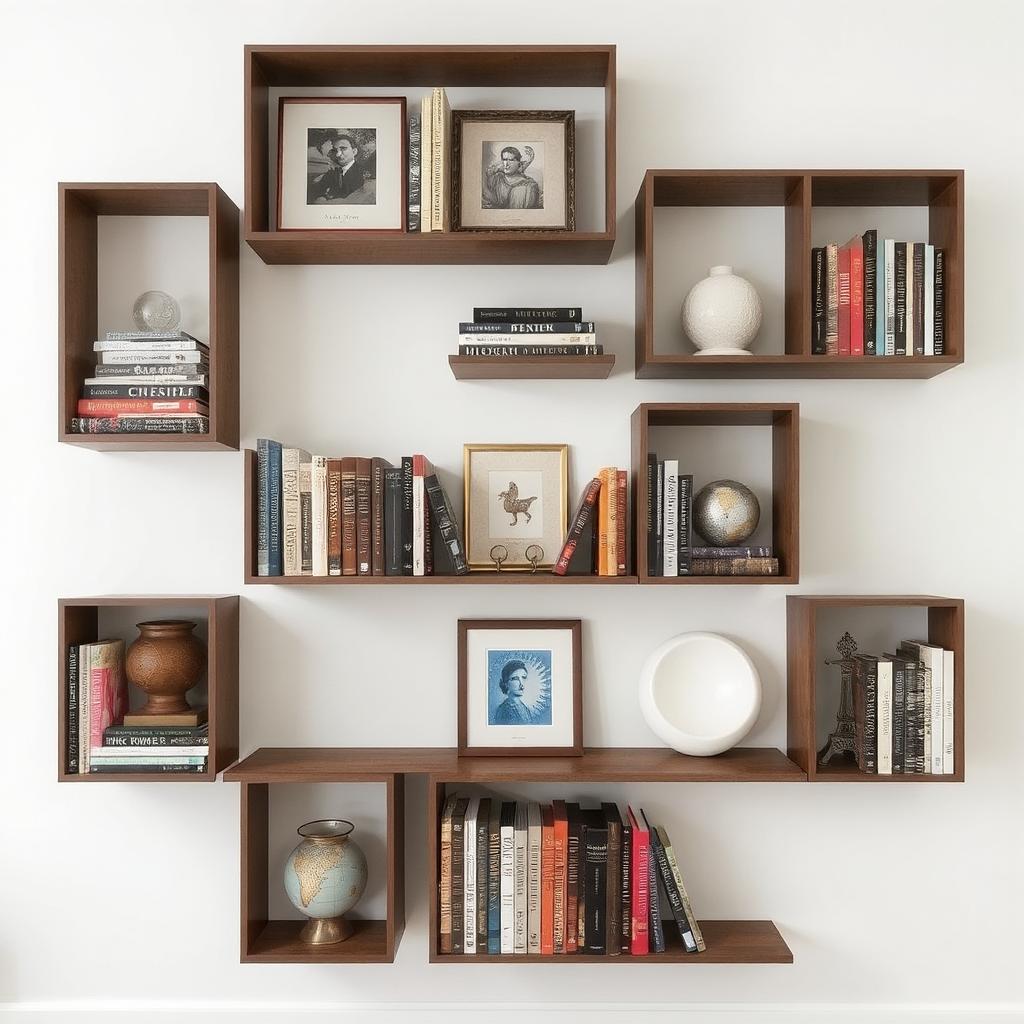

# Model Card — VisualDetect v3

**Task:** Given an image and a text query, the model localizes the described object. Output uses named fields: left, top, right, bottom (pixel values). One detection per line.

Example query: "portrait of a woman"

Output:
left=492, top=659, right=533, bottom=724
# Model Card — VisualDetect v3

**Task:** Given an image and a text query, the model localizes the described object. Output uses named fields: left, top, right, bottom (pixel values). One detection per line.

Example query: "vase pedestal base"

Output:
left=693, top=346, right=754, bottom=357
left=300, top=915, right=354, bottom=945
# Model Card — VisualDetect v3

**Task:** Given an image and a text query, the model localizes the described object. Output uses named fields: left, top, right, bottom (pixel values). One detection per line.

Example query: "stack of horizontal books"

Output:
left=457, top=306, right=601, bottom=359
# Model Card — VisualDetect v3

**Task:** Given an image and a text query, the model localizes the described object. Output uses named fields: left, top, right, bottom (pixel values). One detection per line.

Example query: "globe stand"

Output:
left=300, top=915, right=353, bottom=945
left=817, top=631, right=859, bottom=766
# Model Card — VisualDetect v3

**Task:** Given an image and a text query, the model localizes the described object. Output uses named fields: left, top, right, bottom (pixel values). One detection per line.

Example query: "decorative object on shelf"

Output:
left=277, top=97, right=407, bottom=231
left=131, top=290, right=181, bottom=332
left=458, top=619, right=582, bottom=756
left=638, top=632, right=761, bottom=757
left=283, top=819, right=368, bottom=944
left=525, top=544, right=544, bottom=573
left=692, top=479, right=760, bottom=546
left=125, top=620, right=206, bottom=717
left=451, top=110, right=575, bottom=232
left=463, top=443, right=568, bottom=571
left=681, top=266, right=762, bottom=356
left=817, top=631, right=859, bottom=766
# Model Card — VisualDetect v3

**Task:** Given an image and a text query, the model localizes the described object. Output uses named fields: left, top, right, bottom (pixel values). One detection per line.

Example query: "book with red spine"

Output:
left=615, top=470, right=627, bottom=575
left=76, top=398, right=208, bottom=416
left=846, top=235, right=865, bottom=355
left=837, top=243, right=852, bottom=355
left=540, top=804, right=555, bottom=955
left=87, top=640, right=128, bottom=757
left=627, top=805, right=650, bottom=955
left=553, top=478, right=601, bottom=575
left=552, top=800, right=569, bottom=952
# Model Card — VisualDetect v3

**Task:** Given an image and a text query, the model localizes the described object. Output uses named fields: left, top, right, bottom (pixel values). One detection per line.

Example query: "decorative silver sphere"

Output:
left=132, top=290, right=181, bottom=332
left=692, top=479, right=760, bottom=546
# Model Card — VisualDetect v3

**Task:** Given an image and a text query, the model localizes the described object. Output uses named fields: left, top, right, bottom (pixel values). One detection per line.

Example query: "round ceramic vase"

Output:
left=681, top=265, right=763, bottom=356
left=125, top=619, right=206, bottom=716
left=283, top=819, right=368, bottom=944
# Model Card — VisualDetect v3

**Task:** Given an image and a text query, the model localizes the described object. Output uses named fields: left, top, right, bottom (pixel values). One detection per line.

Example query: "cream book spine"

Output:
left=311, top=455, right=328, bottom=576
left=420, top=95, right=433, bottom=234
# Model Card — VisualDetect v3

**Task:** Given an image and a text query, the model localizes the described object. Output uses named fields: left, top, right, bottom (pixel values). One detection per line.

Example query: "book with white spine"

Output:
left=901, top=640, right=945, bottom=773
left=662, top=460, right=679, bottom=576
left=312, top=456, right=328, bottom=576
left=527, top=802, right=542, bottom=953
left=513, top=802, right=528, bottom=953
left=941, top=648, right=955, bottom=774
left=98, top=350, right=207, bottom=364
left=924, top=244, right=935, bottom=356
left=91, top=745, right=208, bottom=758
left=876, top=658, right=893, bottom=774
left=499, top=802, right=515, bottom=953
left=463, top=797, right=479, bottom=953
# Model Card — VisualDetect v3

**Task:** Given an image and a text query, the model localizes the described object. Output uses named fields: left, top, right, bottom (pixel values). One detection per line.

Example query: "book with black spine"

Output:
left=89, top=762, right=206, bottom=773
left=676, top=474, right=693, bottom=576
left=901, top=655, right=924, bottom=773
left=371, top=458, right=390, bottom=576
left=553, top=477, right=601, bottom=576
left=81, top=384, right=208, bottom=400
left=66, top=644, right=80, bottom=773
left=487, top=800, right=501, bottom=953
left=885, top=652, right=907, bottom=773
left=862, top=229, right=877, bottom=354
left=646, top=454, right=658, bottom=576
left=811, top=246, right=826, bottom=354
left=580, top=808, right=608, bottom=955
left=649, top=823, right=698, bottom=953
left=933, top=248, right=945, bottom=355
left=70, top=416, right=209, bottom=433
left=657, top=825, right=706, bottom=952
left=643, top=814, right=666, bottom=954
left=476, top=798, right=490, bottom=951
left=692, top=545, right=772, bottom=558
left=90, top=365, right=208, bottom=380
left=383, top=466, right=404, bottom=575
left=602, top=803, right=623, bottom=956
left=400, top=456, right=414, bottom=575
left=853, top=654, right=878, bottom=773
left=451, top=797, right=469, bottom=953
left=473, top=307, right=582, bottom=322
left=459, top=321, right=596, bottom=334
left=894, top=242, right=908, bottom=355
left=654, top=461, right=664, bottom=577
left=912, top=242, right=926, bottom=355
left=620, top=812, right=632, bottom=953
left=458, top=341, right=600, bottom=356
left=102, top=724, right=208, bottom=746
left=424, top=472, right=469, bottom=575
left=407, top=112, right=421, bottom=232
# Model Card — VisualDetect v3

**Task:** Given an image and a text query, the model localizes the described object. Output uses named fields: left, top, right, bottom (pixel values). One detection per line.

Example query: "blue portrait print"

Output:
left=487, top=649, right=553, bottom=727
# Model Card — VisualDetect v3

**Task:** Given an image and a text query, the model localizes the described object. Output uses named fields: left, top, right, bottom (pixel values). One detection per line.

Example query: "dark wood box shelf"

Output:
left=786, top=595, right=964, bottom=782
left=58, top=596, right=239, bottom=782
left=58, top=183, right=239, bottom=450
left=634, top=169, right=963, bottom=379
left=449, top=354, right=615, bottom=380
left=630, top=403, right=800, bottom=584
left=245, top=45, right=616, bottom=266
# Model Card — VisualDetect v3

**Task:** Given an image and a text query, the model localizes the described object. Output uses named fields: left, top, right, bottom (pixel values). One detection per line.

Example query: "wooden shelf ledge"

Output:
left=449, top=353, right=615, bottom=380
left=244, top=919, right=392, bottom=964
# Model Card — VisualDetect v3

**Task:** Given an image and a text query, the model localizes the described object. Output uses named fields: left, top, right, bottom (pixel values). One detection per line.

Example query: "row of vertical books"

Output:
left=439, top=797, right=705, bottom=956
left=553, top=469, right=629, bottom=576
left=408, top=87, right=449, bottom=232
left=852, top=640, right=955, bottom=775
left=256, top=439, right=468, bottom=576
left=811, top=232, right=946, bottom=356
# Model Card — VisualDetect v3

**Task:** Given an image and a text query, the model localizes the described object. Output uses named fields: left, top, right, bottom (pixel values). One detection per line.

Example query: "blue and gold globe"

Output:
left=283, top=819, right=367, bottom=944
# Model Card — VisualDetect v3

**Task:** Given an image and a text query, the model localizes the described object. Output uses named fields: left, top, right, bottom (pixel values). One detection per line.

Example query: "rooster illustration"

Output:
left=498, top=480, right=539, bottom=527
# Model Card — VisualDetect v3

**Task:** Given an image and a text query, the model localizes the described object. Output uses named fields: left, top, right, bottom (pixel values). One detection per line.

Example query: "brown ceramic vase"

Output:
left=125, top=620, right=206, bottom=716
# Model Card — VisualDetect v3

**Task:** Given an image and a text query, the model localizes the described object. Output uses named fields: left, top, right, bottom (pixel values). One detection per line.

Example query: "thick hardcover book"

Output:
left=94, top=338, right=208, bottom=353
left=400, top=457, right=414, bottom=575
left=862, top=229, right=877, bottom=354
left=527, top=802, right=542, bottom=953
left=425, top=473, right=470, bottom=575
left=552, top=800, right=569, bottom=952
left=885, top=653, right=907, bottom=773
left=824, top=242, right=839, bottom=354
left=81, top=384, right=208, bottom=400
left=458, top=342, right=601, bottom=357
left=580, top=809, right=609, bottom=955
left=439, top=796, right=456, bottom=953
left=487, top=801, right=501, bottom=953
left=104, top=329, right=201, bottom=342
left=811, top=246, right=826, bottom=354
left=662, top=461, right=678, bottom=576
left=853, top=655, right=878, bottom=773
left=312, top=456, right=328, bottom=576
left=101, top=727, right=208, bottom=746
left=326, top=460, right=342, bottom=576
left=463, top=797, right=480, bottom=954
left=615, top=470, right=628, bottom=575
left=451, top=797, right=469, bottom=954
left=460, top=320, right=596, bottom=334
left=691, top=557, right=779, bottom=576
left=677, top=474, right=693, bottom=575
left=473, top=307, right=582, bottom=322
left=650, top=824, right=697, bottom=953
left=646, top=833, right=666, bottom=954
left=499, top=801, right=516, bottom=954
left=430, top=87, right=451, bottom=231
left=877, top=657, right=894, bottom=774
left=645, top=454, right=658, bottom=575
left=90, top=366, right=207, bottom=381
left=281, top=448, right=303, bottom=576
left=627, top=806, right=649, bottom=955
left=419, top=94, right=432, bottom=234
left=565, top=802, right=581, bottom=953
left=837, top=243, right=852, bottom=355
left=912, top=242, right=926, bottom=355
left=603, top=803, right=623, bottom=956
left=847, top=235, right=864, bottom=355
left=540, top=804, right=554, bottom=955
left=371, top=458, right=390, bottom=576
left=477, top=799, right=490, bottom=951
left=620, top=816, right=632, bottom=953
left=884, top=238, right=897, bottom=354
left=66, top=644, right=80, bottom=773
left=340, top=457, right=357, bottom=576
left=692, top=545, right=772, bottom=558
left=90, top=762, right=206, bottom=773
left=933, top=248, right=945, bottom=355
left=658, top=825, right=706, bottom=952
left=553, top=477, right=601, bottom=575
left=70, top=416, right=208, bottom=433
left=407, top=112, right=421, bottom=232
left=98, top=350, right=207, bottom=365
left=299, top=453, right=313, bottom=575
left=355, top=457, right=372, bottom=576
left=383, top=467, right=403, bottom=575
left=894, top=242, right=908, bottom=355
left=924, top=244, right=935, bottom=356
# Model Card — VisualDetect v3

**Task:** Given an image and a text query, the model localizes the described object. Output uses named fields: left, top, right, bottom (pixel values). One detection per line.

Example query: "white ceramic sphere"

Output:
left=681, top=265, right=763, bottom=356
left=638, top=632, right=761, bottom=757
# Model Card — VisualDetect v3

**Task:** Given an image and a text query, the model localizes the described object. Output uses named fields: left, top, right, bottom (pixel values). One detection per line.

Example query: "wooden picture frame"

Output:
left=458, top=619, right=583, bottom=757
left=451, top=110, right=576, bottom=232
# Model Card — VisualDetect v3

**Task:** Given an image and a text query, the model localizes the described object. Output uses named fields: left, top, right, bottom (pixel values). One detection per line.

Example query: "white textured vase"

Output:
left=681, top=265, right=763, bottom=356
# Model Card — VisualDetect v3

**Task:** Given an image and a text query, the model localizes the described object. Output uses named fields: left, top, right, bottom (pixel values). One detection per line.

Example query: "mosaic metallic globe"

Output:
left=692, top=479, right=760, bottom=546
left=132, top=290, right=181, bottom=332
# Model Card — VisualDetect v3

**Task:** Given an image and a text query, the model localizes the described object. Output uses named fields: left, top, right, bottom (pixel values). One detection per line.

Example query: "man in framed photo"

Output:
left=329, top=134, right=364, bottom=199
left=307, top=134, right=337, bottom=203
left=483, top=145, right=541, bottom=210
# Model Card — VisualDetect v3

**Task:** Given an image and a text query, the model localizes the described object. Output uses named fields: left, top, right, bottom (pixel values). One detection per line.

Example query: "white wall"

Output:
left=2, top=0, right=1022, bottom=1020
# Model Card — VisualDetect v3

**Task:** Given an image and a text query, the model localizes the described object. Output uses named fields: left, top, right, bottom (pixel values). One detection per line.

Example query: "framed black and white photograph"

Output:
left=277, top=97, right=406, bottom=231
left=458, top=619, right=583, bottom=756
left=463, top=443, right=569, bottom=572
left=452, top=110, right=575, bottom=231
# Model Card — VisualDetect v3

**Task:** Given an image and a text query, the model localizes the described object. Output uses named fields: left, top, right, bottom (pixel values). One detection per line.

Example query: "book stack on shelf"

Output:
left=71, top=330, right=210, bottom=435
left=553, top=470, right=629, bottom=576
left=811, top=232, right=945, bottom=357
left=458, top=306, right=601, bottom=359
left=440, top=797, right=704, bottom=957
left=850, top=640, right=955, bottom=776
left=645, top=456, right=778, bottom=577
left=409, top=87, right=451, bottom=233
left=256, top=439, right=468, bottom=577
left=65, top=638, right=209, bottom=775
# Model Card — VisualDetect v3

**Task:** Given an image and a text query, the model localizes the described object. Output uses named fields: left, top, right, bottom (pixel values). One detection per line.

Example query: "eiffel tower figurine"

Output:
left=817, top=631, right=859, bottom=766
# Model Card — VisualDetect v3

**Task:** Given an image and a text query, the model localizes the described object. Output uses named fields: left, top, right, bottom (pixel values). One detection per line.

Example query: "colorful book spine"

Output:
left=540, top=804, right=554, bottom=955
left=487, top=801, right=501, bottom=953
left=837, top=243, right=852, bottom=355
left=527, top=802, right=542, bottom=954
left=552, top=800, right=569, bottom=952
left=513, top=801, right=528, bottom=953
left=628, top=806, right=650, bottom=955
left=615, top=470, right=627, bottom=576
left=848, top=235, right=864, bottom=355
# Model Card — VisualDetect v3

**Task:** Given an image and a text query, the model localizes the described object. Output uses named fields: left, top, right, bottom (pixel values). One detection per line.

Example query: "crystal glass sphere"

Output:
left=692, top=479, right=761, bottom=545
left=132, top=290, right=181, bottom=332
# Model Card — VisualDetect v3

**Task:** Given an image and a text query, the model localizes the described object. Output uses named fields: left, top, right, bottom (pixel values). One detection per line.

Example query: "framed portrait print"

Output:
left=452, top=110, right=575, bottom=231
left=277, top=96, right=406, bottom=231
left=463, top=443, right=568, bottom=572
left=458, top=619, right=583, bottom=756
